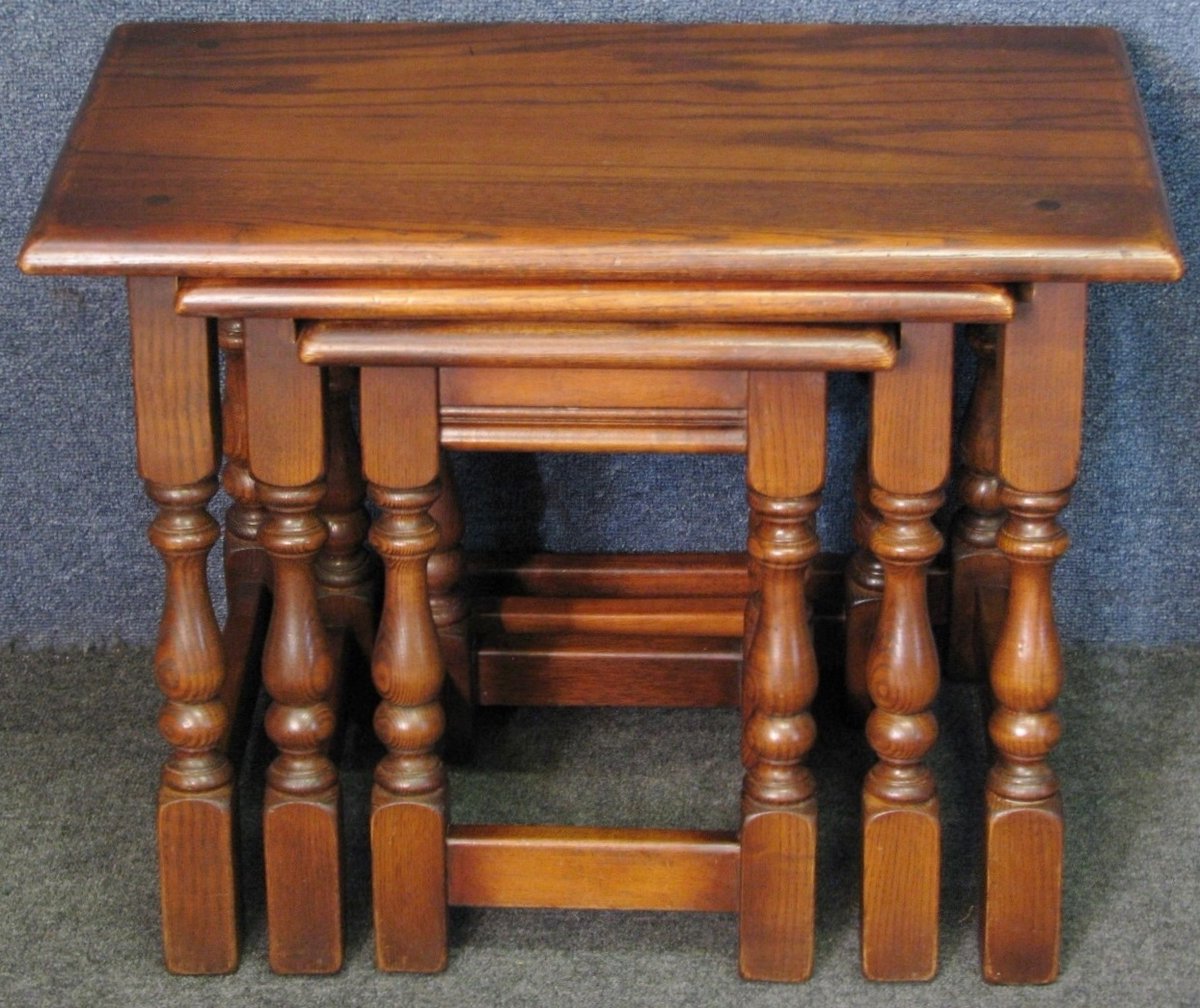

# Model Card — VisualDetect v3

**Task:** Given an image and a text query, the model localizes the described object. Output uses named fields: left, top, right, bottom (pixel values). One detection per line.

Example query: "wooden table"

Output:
left=19, top=22, right=1181, bottom=984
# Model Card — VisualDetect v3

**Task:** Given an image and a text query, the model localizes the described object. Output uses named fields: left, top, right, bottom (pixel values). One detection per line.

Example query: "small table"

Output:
left=19, top=22, right=1181, bottom=983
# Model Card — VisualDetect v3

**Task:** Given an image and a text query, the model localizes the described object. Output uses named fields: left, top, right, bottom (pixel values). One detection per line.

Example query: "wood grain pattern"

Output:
left=447, top=825, right=739, bottom=911
left=476, top=633, right=741, bottom=708
left=246, top=320, right=343, bottom=974
left=263, top=801, right=343, bottom=974
left=371, top=803, right=448, bottom=973
left=441, top=405, right=747, bottom=455
left=983, top=282, right=1085, bottom=984
left=299, top=320, right=896, bottom=371
left=244, top=318, right=323, bottom=487
left=361, top=367, right=439, bottom=490
left=870, top=323, right=954, bottom=495
left=844, top=456, right=883, bottom=719
left=177, top=278, right=1015, bottom=321
left=129, top=277, right=218, bottom=485
left=466, top=552, right=752, bottom=599
left=739, top=808, right=817, bottom=981
left=156, top=787, right=238, bottom=974
left=746, top=371, right=826, bottom=497
left=739, top=370, right=824, bottom=981
left=129, top=277, right=237, bottom=974
left=441, top=367, right=746, bottom=410
left=21, top=24, right=1181, bottom=282
left=361, top=371, right=448, bottom=972
left=861, top=322, right=952, bottom=981
left=982, top=795, right=1063, bottom=984
left=476, top=595, right=745, bottom=637
left=949, top=326, right=1009, bottom=681
left=428, top=456, right=472, bottom=746
left=860, top=801, right=940, bottom=980
left=998, top=285, right=1087, bottom=492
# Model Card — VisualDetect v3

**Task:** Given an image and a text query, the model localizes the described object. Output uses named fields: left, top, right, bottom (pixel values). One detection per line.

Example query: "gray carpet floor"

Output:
left=0, top=644, right=1196, bottom=1007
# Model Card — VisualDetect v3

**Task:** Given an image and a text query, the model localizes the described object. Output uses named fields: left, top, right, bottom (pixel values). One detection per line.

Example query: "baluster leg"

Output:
left=245, top=319, right=342, bottom=974
left=845, top=452, right=884, bottom=719
left=983, top=284, right=1085, bottom=984
left=361, top=365, right=448, bottom=972
left=128, top=277, right=237, bottom=974
left=316, top=366, right=376, bottom=657
left=217, top=318, right=269, bottom=760
left=861, top=322, right=953, bottom=980
left=949, top=324, right=1009, bottom=679
left=429, top=455, right=474, bottom=759
left=738, top=370, right=824, bottom=982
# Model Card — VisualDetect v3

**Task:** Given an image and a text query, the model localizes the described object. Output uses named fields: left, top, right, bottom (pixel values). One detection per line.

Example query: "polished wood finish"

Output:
left=476, top=633, right=742, bottom=708
left=447, top=825, right=740, bottom=911
left=478, top=595, right=746, bottom=638
left=179, top=278, right=1015, bottom=322
left=216, top=319, right=269, bottom=758
left=429, top=457, right=473, bottom=755
left=469, top=552, right=950, bottom=710
left=983, top=284, right=1086, bottom=984
left=441, top=367, right=746, bottom=410
left=300, top=320, right=896, bottom=371
left=315, top=366, right=376, bottom=650
left=19, top=21, right=1183, bottom=985
left=739, top=371, right=824, bottom=981
left=467, top=552, right=752, bottom=599
left=361, top=366, right=448, bottom=973
left=844, top=453, right=884, bottom=719
left=245, top=318, right=343, bottom=974
left=949, top=325, right=1009, bottom=681
left=441, top=405, right=747, bottom=454
left=21, top=24, right=1180, bottom=283
left=861, top=323, right=953, bottom=981
left=130, top=276, right=238, bottom=975
left=218, top=319, right=266, bottom=570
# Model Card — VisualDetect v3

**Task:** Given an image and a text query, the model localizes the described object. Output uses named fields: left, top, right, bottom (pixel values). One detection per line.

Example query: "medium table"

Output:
left=19, top=22, right=1181, bottom=983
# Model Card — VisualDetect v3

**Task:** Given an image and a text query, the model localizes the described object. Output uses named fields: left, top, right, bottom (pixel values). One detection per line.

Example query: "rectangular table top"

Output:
left=19, top=22, right=1182, bottom=284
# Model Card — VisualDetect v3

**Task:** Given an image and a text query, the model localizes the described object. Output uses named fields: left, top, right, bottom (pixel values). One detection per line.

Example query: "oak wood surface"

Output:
left=440, top=367, right=745, bottom=411
left=476, top=632, right=742, bottom=708
left=739, top=371, right=824, bottom=981
left=440, top=405, right=748, bottom=455
left=361, top=367, right=449, bottom=972
left=981, top=286, right=1085, bottom=984
left=476, top=595, right=746, bottom=637
left=245, top=320, right=344, bottom=974
left=129, top=277, right=218, bottom=486
left=129, top=276, right=238, bottom=974
left=861, top=322, right=953, bottom=980
left=177, top=279, right=1015, bottom=321
left=20, top=23, right=1181, bottom=283
left=446, top=825, right=739, bottom=911
left=299, top=320, right=896, bottom=371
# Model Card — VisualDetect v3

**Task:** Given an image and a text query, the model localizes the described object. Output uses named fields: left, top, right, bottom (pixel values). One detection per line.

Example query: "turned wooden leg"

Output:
left=316, top=366, right=376, bottom=655
left=844, top=453, right=883, bottom=720
left=129, top=277, right=238, bottom=975
left=861, top=322, right=953, bottom=981
left=429, top=455, right=473, bottom=759
left=361, top=366, right=449, bottom=972
left=983, top=284, right=1085, bottom=984
left=245, top=319, right=343, bottom=974
left=738, top=370, right=824, bottom=982
left=948, top=324, right=1009, bottom=680
left=217, top=318, right=269, bottom=759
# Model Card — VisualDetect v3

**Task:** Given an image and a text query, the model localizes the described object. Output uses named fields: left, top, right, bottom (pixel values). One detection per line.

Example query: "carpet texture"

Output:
left=2, top=0, right=1198, bottom=649
left=0, top=643, right=1196, bottom=1006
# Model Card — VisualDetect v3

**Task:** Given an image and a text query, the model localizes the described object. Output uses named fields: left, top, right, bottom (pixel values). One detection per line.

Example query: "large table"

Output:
left=19, top=22, right=1181, bottom=983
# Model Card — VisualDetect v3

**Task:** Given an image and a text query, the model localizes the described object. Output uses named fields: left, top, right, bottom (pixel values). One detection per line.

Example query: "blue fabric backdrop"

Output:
left=2, top=0, right=1195, bottom=646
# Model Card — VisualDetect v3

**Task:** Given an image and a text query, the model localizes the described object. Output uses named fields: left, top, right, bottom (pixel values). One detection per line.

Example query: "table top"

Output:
left=19, top=22, right=1182, bottom=284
